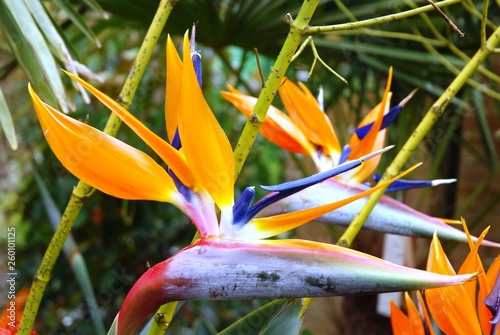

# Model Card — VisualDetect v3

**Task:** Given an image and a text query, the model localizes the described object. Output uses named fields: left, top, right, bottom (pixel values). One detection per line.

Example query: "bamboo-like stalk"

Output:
left=337, top=24, right=500, bottom=247
left=233, top=0, right=321, bottom=177
left=305, top=0, right=463, bottom=33
left=17, top=1, right=178, bottom=333
left=403, top=0, right=500, bottom=89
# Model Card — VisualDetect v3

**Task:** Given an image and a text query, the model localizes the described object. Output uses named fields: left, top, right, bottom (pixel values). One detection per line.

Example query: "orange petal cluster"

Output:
left=391, top=220, right=500, bottom=335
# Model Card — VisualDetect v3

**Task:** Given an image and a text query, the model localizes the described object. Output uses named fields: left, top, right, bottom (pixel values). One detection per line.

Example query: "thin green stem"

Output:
left=306, top=0, right=463, bottom=33
left=18, top=1, right=178, bottom=333
left=333, top=28, right=446, bottom=46
left=404, top=0, right=500, bottom=88
left=291, top=36, right=348, bottom=84
left=337, top=24, right=500, bottom=247
left=233, top=1, right=320, bottom=177
left=481, top=0, right=490, bottom=46
left=461, top=0, right=497, bottom=31
left=414, top=28, right=500, bottom=101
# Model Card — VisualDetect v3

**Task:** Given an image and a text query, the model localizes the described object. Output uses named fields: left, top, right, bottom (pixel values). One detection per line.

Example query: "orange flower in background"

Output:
left=222, top=68, right=400, bottom=182
left=0, top=288, right=37, bottom=335
left=222, top=68, right=500, bottom=248
left=391, top=220, right=500, bottom=335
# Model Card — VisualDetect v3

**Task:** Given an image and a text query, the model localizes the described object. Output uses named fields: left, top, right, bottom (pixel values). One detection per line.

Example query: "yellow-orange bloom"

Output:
left=391, top=220, right=500, bottom=335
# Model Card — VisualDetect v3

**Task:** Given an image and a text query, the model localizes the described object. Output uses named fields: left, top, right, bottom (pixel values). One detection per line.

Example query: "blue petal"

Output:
left=354, top=89, right=417, bottom=140
left=171, top=128, right=182, bottom=150
left=373, top=174, right=456, bottom=192
left=191, top=51, right=202, bottom=87
left=262, top=160, right=362, bottom=193
left=354, top=104, right=402, bottom=139
left=241, top=159, right=363, bottom=224
left=232, top=187, right=256, bottom=226
left=168, top=168, right=192, bottom=201
left=338, top=145, right=351, bottom=165
left=484, top=270, right=500, bottom=328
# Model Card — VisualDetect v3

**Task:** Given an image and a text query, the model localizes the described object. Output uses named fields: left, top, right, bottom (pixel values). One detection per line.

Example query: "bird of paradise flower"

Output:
left=222, top=74, right=499, bottom=247
left=29, top=32, right=476, bottom=334
left=391, top=220, right=500, bottom=335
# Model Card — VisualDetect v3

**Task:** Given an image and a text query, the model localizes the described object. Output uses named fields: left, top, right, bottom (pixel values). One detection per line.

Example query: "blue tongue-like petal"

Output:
left=191, top=51, right=202, bottom=87
left=232, top=187, right=256, bottom=226
left=484, top=270, right=500, bottom=332
left=354, top=105, right=401, bottom=139
left=232, top=147, right=393, bottom=226
left=373, top=174, right=456, bottom=192
left=338, top=145, right=351, bottom=165
left=354, top=89, right=417, bottom=140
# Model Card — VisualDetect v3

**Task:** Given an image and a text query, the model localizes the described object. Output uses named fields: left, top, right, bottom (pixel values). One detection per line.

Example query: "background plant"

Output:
left=0, top=0, right=499, bottom=334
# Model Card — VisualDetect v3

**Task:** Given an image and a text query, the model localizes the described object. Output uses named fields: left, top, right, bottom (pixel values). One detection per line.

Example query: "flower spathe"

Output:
left=31, top=31, right=476, bottom=335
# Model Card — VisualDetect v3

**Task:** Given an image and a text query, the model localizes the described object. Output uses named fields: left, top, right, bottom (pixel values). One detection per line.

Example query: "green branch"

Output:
left=233, top=1, right=320, bottom=177
left=18, top=1, right=178, bottom=333
left=337, top=24, right=500, bottom=247
left=305, top=0, right=463, bottom=33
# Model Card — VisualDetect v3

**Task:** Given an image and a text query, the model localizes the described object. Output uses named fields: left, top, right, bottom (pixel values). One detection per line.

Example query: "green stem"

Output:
left=404, top=0, right=500, bottom=89
left=414, top=28, right=500, bottom=101
left=18, top=1, right=178, bottom=333
left=305, top=0, right=463, bottom=33
left=233, top=1, right=320, bottom=177
left=336, top=24, right=500, bottom=247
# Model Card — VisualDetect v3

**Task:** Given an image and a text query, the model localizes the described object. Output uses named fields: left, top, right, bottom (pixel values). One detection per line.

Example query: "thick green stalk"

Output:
left=18, top=1, right=178, bottom=333
left=233, top=0, right=320, bottom=177
left=337, top=25, right=500, bottom=247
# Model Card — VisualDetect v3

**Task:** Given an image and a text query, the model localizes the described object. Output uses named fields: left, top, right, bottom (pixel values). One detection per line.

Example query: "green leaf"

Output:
left=0, top=88, right=17, bottom=150
left=193, top=319, right=217, bottom=335
left=51, top=0, right=102, bottom=47
left=22, top=0, right=91, bottom=103
left=0, top=0, right=68, bottom=112
left=217, top=299, right=304, bottom=335
left=81, top=0, right=109, bottom=19
left=471, top=87, right=499, bottom=165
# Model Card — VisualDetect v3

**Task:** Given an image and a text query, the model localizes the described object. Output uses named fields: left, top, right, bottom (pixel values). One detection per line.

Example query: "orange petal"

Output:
left=478, top=268, right=493, bottom=335
left=29, top=84, right=177, bottom=202
left=425, top=285, right=482, bottom=335
left=416, top=291, right=436, bottom=335
left=487, top=255, right=500, bottom=285
left=405, top=292, right=426, bottom=335
left=348, top=68, right=393, bottom=159
left=426, top=233, right=456, bottom=275
left=231, top=163, right=420, bottom=240
left=347, top=128, right=386, bottom=184
left=166, top=35, right=182, bottom=143
left=279, top=79, right=341, bottom=157
left=425, top=233, right=482, bottom=335
left=458, top=225, right=489, bottom=318
left=65, top=71, right=196, bottom=189
left=459, top=222, right=495, bottom=335
left=178, top=33, right=234, bottom=208
left=221, top=86, right=316, bottom=156
left=390, top=300, right=413, bottom=335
